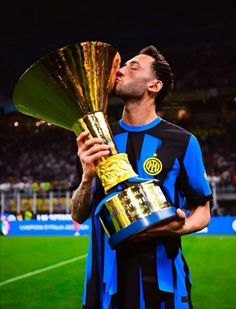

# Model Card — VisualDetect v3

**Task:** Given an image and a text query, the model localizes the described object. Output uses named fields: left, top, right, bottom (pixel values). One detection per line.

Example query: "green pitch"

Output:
left=0, top=235, right=235, bottom=308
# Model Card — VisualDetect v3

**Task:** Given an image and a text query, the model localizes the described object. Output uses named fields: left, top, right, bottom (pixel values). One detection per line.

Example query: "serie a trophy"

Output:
left=13, top=41, right=176, bottom=248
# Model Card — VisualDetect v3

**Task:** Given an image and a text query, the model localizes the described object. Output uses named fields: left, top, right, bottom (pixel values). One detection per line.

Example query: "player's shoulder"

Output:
left=158, top=118, right=192, bottom=136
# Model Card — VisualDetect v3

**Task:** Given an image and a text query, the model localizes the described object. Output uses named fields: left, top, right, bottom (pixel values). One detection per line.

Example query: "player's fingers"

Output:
left=176, top=208, right=186, bottom=220
left=84, top=144, right=110, bottom=157
left=76, top=131, right=90, bottom=147
left=82, top=149, right=110, bottom=165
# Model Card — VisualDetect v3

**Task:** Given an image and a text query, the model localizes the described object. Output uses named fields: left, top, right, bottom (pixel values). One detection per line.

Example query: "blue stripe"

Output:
left=103, top=234, right=117, bottom=295
left=119, top=117, right=161, bottom=132
left=160, top=301, right=165, bottom=309
left=183, top=135, right=212, bottom=196
left=113, top=132, right=128, bottom=153
left=139, top=269, right=145, bottom=309
left=102, top=294, right=110, bottom=309
left=93, top=215, right=104, bottom=308
left=174, top=248, right=190, bottom=308
left=137, top=134, right=162, bottom=177
left=156, top=243, right=174, bottom=293
left=82, top=223, right=93, bottom=305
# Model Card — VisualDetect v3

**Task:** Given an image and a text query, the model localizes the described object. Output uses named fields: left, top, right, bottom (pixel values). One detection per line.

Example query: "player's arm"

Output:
left=70, top=178, right=94, bottom=224
left=180, top=201, right=211, bottom=234
left=136, top=201, right=210, bottom=239
left=70, top=131, right=110, bottom=223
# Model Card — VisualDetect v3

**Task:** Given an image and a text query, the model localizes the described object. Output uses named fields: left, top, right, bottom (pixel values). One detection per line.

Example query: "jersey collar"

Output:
left=119, top=116, right=162, bottom=132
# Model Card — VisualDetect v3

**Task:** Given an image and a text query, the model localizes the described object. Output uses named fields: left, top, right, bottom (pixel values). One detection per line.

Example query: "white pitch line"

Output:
left=0, top=254, right=87, bottom=287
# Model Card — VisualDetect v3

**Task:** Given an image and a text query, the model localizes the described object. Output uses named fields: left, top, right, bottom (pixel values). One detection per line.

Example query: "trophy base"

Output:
left=96, top=179, right=177, bottom=249
left=108, top=206, right=176, bottom=249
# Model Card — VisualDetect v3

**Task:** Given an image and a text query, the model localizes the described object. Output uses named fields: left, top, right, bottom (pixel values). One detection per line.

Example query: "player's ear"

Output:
left=147, top=79, right=163, bottom=94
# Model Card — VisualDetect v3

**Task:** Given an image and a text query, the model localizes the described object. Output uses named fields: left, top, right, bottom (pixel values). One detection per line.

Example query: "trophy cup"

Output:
left=13, top=41, right=176, bottom=248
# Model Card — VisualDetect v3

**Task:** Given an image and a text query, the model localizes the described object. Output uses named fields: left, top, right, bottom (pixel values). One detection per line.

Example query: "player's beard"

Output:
left=114, top=81, right=146, bottom=102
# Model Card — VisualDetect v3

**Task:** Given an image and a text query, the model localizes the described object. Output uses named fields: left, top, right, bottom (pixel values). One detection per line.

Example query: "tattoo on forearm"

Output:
left=70, top=183, right=93, bottom=223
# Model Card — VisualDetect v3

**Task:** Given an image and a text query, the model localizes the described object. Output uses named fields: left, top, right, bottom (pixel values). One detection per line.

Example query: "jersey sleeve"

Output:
left=180, top=134, right=212, bottom=208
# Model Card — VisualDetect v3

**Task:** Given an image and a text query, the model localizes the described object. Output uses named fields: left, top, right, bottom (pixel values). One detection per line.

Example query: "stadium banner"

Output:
left=0, top=214, right=235, bottom=236
left=196, top=216, right=236, bottom=235
left=0, top=214, right=91, bottom=236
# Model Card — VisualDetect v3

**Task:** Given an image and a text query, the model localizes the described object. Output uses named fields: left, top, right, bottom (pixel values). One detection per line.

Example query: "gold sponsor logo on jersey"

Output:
left=143, top=154, right=163, bottom=176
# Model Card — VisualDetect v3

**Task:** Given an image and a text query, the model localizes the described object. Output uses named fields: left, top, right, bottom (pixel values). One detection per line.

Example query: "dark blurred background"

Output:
left=0, top=0, right=236, bottom=216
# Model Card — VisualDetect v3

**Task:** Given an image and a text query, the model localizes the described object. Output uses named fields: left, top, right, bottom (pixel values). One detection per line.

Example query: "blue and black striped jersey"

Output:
left=112, top=117, right=212, bottom=209
left=72, top=116, right=212, bottom=309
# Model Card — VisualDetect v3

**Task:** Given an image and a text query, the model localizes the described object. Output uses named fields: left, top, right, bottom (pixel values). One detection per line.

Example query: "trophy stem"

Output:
left=77, top=112, right=138, bottom=192
left=78, top=111, right=118, bottom=155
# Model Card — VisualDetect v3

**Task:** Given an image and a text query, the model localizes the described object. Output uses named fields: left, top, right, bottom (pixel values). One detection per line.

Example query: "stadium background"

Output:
left=0, top=1, right=235, bottom=308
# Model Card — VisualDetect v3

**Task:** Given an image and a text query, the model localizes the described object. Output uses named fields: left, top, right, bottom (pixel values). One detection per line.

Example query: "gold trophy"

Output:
left=13, top=41, right=176, bottom=248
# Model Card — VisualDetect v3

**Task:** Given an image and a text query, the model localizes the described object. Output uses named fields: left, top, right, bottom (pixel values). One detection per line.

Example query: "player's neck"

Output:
left=122, top=99, right=157, bottom=126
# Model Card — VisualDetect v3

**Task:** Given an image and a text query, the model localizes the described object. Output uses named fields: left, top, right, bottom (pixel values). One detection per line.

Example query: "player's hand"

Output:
left=133, top=208, right=188, bottom=241
left=76, top=131, right=110, bottom=182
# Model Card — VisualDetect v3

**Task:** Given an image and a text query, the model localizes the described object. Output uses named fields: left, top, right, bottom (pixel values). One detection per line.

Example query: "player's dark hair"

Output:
left=139, top=45, right=174, bottom=104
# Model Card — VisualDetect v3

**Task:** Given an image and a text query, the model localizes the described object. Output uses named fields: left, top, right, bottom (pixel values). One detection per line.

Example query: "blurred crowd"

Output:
left=189, top=121, right=236, bottom=190
left=1, top=115, right=236, bottom=195
left=173, top=41, right=236, bottom=90
left=0, top=120, right=77, bottom=193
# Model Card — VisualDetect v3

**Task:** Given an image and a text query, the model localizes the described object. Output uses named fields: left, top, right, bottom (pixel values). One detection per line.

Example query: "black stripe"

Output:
left=116, top=246, right=140, bottom=309
left=126, top=132, right=144, bottom=172
left=85, top=217, right=100, bottom=307
left=110, top=120, right=122, bottom=135
left=178, top=160, right=213, bottom=208
left=182, top=254, right=193, bottom=309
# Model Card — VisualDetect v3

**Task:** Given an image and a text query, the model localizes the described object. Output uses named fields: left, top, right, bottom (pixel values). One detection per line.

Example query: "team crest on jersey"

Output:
left=143, top=154, right=163, bottom=176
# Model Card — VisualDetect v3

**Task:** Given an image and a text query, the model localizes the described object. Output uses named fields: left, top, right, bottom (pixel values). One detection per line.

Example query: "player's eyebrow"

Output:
left=123, top=60, right=141, bottom=67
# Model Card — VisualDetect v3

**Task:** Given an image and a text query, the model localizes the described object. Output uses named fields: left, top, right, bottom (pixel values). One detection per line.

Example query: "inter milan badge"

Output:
left=143, top=153, right=163, bottom=176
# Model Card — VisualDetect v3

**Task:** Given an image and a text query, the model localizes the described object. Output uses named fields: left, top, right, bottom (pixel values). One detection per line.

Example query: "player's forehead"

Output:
left=125, top=54, right=154, bottom=68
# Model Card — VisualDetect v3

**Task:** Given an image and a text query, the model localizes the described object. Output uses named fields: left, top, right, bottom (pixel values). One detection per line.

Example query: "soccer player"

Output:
left=70, top=45, right=212, bottom=308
